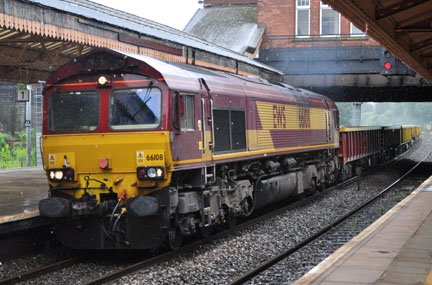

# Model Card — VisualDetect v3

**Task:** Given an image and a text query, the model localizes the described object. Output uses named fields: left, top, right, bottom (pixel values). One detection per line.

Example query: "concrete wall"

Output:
left=0, top=83, right=25, bottom=135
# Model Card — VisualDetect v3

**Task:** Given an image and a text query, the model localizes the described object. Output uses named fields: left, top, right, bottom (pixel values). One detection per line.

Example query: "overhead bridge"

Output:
left=322, top=0, right=432, bottom=83
left=250, top=0, right=432, bottom=102
left=311, top=0, right=432, bottom=102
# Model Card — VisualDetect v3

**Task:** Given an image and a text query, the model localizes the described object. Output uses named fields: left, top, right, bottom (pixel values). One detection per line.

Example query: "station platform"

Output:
left=0, top=167, right=47, bottom=224
left=295, top=175, right=432, bottom=285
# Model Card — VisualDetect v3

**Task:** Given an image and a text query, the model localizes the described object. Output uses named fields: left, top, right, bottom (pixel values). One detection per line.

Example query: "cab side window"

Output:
left=334, top=109, right=340, bottom=129
left=181, top=94, right=195, bottom=131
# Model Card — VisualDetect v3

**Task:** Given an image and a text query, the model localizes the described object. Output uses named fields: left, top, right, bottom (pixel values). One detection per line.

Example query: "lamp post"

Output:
left=25, top=85, right=32, bottom=166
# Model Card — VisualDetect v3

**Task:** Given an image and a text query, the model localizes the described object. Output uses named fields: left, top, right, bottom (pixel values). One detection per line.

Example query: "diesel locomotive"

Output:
left=38, top=49, right=417, bottom=250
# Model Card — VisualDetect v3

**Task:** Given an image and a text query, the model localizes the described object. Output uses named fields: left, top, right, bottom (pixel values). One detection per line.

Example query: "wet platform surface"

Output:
left=295, top=175, right=432, bottom=285
left=0, top=167, right=48, bottom=223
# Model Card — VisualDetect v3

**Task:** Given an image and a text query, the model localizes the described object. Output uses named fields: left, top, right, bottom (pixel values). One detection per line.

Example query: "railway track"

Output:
left=83, top=176, right=359, bottom=285
left=0, top=177, right=354, bottom=285
left=82, top=143, right=422, bottom=284
left=229, top=147, right=432, bottom=285
left=0, top=140, right=424, bottom=284
left=0, top=257, right=79, bottom=285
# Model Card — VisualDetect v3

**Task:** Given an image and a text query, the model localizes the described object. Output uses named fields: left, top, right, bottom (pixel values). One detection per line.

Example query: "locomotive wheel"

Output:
left=199, top=225, right=213, bottom=238
left=306, top=179, right=317, bottom=196
left=167, top=228, right=183, bottom=250
left=227, top=213, right=237, bottom=228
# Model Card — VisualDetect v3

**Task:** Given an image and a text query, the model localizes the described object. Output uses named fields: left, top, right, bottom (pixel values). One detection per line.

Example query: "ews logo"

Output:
left=298, top=108, right=311, bottom=129
left=273, top=105, right=286, bottom=128
left=270, top=104, right=311, bottom=129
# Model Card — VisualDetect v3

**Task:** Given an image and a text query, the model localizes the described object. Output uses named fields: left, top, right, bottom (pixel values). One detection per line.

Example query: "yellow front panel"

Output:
left=47, top=152, right=75, bottom=169
left=42, top=131, right=173, bottom=201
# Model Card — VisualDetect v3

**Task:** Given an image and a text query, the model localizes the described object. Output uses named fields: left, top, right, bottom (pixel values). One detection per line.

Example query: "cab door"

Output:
left=199, top=78, right=216, bottom=184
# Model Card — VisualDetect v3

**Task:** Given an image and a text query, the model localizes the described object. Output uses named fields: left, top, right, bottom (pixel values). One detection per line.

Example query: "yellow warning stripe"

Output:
left=339, top=126, right=382, bottom=132
left=173, top=143, right=339, bottom=165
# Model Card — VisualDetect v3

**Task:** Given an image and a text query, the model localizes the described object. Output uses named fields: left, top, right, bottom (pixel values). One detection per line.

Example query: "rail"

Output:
left=229, top=146, right=432, bottom=285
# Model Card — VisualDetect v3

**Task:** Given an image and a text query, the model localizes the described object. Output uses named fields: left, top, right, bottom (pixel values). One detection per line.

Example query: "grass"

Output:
left=348, top=217, right=358, bottom=230
left=0, top=130, right=36, bottom=169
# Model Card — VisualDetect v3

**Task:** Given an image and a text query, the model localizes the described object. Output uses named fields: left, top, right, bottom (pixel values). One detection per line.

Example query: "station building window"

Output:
left=296, top=0, right=310, bottom=37
left=320, top=2, right=340, bottom=37
left=350, top=23, right=366, bottom=37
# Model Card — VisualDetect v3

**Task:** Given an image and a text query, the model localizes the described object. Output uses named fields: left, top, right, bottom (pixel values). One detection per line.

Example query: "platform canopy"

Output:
left=0, top=0, right=281, bottom=84
left=323, top=0, right=432, bottom=82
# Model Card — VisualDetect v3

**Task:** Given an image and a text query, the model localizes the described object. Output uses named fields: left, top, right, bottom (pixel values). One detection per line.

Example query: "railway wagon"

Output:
left=39, top=49, right=340, bottom=250
left=402, top=125, right=413, bottom=145
left=382, top=126, right=402, bottom=159
left=411, top=125, right=422, bottom=139
left=338, top=126, right=382, bottom=179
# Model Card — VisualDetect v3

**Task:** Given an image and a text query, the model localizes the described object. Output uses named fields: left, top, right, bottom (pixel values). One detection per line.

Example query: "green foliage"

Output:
left=335, top=102, right=353, bottom=126
left=348, top=217, right=358, bottom=229
left=0, top=129, right=36, bottom=169
left=0, top=133, right=10, bottom=150
left=16, top=83, right=26, bottom=90
left=336, top=102, right=432, bottom=131
left=361, top=102, right=432, bottom=131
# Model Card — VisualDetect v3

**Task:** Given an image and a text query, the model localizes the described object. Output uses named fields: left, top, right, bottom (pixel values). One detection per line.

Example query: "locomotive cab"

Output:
left=39, top=51, right=176, bottom=249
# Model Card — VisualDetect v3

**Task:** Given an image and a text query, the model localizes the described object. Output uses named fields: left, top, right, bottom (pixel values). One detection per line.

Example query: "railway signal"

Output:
left=380, top=47, right=396, bottom=75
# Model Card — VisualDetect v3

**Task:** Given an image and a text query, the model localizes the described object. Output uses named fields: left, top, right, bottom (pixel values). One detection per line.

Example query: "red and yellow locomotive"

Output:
left=39, top=49, right=341, bottom=249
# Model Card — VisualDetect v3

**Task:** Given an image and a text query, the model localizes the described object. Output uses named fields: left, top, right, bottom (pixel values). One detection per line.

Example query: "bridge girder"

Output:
left=323, top=0, right=432, bottom=82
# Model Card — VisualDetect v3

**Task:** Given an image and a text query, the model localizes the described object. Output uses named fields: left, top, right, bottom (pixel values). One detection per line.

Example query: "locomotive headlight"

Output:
left=156, top=168, right=163, bottom=177
left=147, top=167, right=157, bottom=178
left=98, top=75, right=108, bottom=85
left=54, top=170, right=64, bottom=180
left=48, top=168, right=75, bottom=181
left=97, top=75, right=111, bottom=88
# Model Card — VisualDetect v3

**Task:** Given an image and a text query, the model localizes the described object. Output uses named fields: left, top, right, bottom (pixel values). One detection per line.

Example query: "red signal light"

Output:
left=384, top=62, right=392, bottom=70
left=64, top=170, right=72, bottom=178
left=138, top=168, right=146, bottom=178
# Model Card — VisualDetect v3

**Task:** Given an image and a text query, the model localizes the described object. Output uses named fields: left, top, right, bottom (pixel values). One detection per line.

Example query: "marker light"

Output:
left=136, top=166, right=164, bottom=180
left=48, top=168, right=75, bottom=181
left=384, top=62, right=392, bottom=70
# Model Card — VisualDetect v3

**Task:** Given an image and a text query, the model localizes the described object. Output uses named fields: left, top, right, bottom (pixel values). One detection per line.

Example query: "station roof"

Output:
left=323, top=0, right=432, bottom=82
left=0, top=0, right=282, bottom=83
left=30, top=0, right=278, bottom=72
left=184, top=6, right=264, bottom=58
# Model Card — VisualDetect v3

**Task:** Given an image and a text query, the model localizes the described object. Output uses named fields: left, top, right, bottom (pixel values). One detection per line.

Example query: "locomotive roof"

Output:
left=45, top=49, right=332, bottom=106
